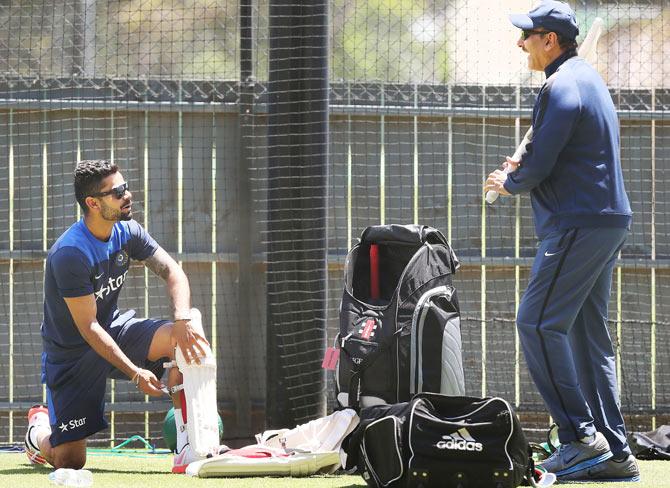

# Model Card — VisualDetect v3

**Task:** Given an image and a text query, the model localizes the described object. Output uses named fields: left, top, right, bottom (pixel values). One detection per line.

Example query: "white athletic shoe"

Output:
left=25, top=404, right=50, bottom=466
left=172, top=443, right=231, bottom=474
left=172, top=443, right=204, bottom=474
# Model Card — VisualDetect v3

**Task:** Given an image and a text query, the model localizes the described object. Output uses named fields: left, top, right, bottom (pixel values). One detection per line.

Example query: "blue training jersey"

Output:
left=42, top=219, right=157, bottom=360
left=503, top=50, right=632, bottom=240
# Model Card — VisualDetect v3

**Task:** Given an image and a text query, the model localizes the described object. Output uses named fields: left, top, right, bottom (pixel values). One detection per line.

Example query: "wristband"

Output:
left=174, top=314, right=191, bottom=322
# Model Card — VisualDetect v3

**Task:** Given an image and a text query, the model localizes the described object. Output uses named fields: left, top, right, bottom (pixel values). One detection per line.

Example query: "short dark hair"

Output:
left=74, top=159, right=119, bottom=213
left=557, top=33, right=578, bottom=52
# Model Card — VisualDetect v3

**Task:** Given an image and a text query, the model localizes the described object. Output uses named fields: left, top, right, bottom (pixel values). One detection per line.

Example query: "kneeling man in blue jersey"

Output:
left=485, top=1, right=639, bottom=483
left=25, top=159, right=221, bottom=473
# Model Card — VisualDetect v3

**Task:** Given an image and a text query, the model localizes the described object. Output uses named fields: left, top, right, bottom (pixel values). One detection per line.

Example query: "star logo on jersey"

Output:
left=94, top=270, right=129, bottom=301
left=94, top=287, right=107, bottom=301
left=59, top=422, right=68, bottom=432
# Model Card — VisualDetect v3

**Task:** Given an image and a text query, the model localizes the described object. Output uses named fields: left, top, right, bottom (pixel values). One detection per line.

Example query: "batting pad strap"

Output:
left=169, top=384, right=184, bottom=395
left=163, top=360, right=177, bottom=369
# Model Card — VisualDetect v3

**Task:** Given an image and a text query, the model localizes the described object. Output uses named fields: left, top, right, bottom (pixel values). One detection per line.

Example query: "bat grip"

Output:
left=485, top=189, right=500, bottom=204
left=485, top=165, right=512, bottom=204
left=486, top=130, right=528, bottom=204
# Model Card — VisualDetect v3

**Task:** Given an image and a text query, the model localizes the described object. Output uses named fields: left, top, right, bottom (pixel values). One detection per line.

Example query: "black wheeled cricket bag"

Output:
left=335, top=224, right=464, bottom=409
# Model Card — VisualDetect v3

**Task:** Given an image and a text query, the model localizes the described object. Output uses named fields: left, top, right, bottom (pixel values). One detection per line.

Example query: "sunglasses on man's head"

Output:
left=91, top=182, right=129, bottom=199
left=521, top=29, right=550, bottom=40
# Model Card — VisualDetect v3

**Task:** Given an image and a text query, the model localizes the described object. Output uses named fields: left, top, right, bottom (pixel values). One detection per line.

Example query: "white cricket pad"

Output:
left=256, top=409, right=359, bottom=453
left=185, top=411, right=360, bottom=478
left=176, top=307, right=219, bottom=457
left=185, top=446, right=341, bottom=478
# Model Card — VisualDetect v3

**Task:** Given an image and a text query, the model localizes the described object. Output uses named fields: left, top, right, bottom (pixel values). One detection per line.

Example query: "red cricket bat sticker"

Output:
left=361, top=319, right=376, bottom=340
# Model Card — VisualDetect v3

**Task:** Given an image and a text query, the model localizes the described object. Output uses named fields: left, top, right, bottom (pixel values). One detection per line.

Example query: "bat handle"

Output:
left=486, top=131, right=527, bottom=204
left=485, top=157, right=518, bottom=204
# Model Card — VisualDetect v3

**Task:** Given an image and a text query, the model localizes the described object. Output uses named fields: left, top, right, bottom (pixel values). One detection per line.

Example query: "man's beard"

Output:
left=100, top=200, right=132, bottom=222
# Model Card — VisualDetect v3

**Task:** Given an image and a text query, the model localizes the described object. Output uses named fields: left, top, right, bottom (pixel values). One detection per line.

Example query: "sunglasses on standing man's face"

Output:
left=91, top=182, right=129, bottom=199
left=520, top=29, right=550, bottom=40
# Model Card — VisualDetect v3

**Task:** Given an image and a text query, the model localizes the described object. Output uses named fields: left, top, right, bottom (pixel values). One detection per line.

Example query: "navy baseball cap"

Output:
left=510, top=1, right=579, bottom=40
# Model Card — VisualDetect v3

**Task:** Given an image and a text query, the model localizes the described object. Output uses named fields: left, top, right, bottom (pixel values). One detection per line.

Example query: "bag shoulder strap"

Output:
left=343, top=328, right=404, bottom=410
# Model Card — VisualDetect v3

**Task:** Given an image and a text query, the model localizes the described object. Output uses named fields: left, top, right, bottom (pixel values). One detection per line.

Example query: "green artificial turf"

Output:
left=1, top=451, right=668, bottom=487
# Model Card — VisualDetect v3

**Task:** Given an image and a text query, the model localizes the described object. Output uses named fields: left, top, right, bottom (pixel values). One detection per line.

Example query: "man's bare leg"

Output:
left=39, top=438, right=87, bottom=469
left=26, top=404, right=87, bottom=469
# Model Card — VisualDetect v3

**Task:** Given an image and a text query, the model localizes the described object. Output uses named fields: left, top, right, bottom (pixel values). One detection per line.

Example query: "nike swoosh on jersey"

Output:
left=94, top=273, right=104, bottom=279
left=544, top=250, right=560, bottom=257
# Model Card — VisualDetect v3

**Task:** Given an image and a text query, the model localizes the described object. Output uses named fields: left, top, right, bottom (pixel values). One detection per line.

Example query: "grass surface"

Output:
left=1, top=452, right=669, bottom=487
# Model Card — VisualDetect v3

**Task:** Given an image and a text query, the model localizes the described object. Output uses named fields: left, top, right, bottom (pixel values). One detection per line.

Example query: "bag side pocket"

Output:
left=361, top=416, right=405, bottom=487
left=338, top=335, right=394, bottom=407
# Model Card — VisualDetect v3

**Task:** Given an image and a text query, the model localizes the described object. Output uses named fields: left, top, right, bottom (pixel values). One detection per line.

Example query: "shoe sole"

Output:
left=25, top=450, right=47, bottom=465
left=593, top=475, right=641, bottom=482
left=559, top=475, right=640, bottom=483
left=555, top=451, right=613, bottom=477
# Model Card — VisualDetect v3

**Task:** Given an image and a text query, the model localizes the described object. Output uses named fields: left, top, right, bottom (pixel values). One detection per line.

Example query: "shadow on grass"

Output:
left=0, top=465, right=167, bottom=476
left=0, top=466, right=51, bottom=475
left=90, top=467, right=168, bottom=475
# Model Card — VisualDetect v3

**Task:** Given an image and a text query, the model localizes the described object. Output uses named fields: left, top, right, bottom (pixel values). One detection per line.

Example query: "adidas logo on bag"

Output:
left=435, top=427, right=483, bottom=452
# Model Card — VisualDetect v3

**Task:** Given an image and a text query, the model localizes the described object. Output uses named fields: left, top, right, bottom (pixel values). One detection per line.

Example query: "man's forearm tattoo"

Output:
left=144, top=250, right=171, bottom=280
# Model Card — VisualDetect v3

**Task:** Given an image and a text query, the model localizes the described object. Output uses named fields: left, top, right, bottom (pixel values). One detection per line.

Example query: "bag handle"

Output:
left=360, top=224, right=448, bottom=246
left=359, top=224, right=459, bottom=273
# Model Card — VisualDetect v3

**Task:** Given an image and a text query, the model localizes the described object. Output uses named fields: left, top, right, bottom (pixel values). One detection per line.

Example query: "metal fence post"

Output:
left=236, top=0, right=254, bottom=438
left=266, top=0, right=329, bottom=427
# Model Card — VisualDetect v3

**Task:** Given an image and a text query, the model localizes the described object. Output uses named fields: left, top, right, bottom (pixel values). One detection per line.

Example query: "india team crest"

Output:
left=115, top=250, right=129, bottom=267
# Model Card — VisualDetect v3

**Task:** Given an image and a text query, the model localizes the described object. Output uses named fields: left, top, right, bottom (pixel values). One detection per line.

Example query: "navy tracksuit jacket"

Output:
left=503, top=49, right=633, bottom=455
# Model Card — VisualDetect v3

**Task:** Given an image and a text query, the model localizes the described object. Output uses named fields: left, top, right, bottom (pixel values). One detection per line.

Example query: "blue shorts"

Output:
left=42, top=310, right=170, bottom=447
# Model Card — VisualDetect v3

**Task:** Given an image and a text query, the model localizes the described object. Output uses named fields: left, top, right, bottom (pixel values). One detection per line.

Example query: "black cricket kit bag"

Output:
left=344, top=393, right=534, bottom=488
left=335, top=224, right=465, bottom=409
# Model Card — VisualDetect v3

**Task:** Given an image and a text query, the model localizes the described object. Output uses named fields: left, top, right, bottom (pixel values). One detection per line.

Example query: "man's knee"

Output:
left=52, top=446, right=86, bottom=469
left=147, top=323, right=176, bottom=361
left=516, top=305, right=536, bottom=335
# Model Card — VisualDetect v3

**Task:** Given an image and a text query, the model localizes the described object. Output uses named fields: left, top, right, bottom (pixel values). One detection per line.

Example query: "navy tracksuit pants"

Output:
left=517, top=226, right=631, bottom=456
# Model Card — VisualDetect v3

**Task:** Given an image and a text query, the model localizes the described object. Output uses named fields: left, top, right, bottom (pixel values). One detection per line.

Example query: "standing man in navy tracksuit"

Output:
left=485, top=1, right=639, bottom=482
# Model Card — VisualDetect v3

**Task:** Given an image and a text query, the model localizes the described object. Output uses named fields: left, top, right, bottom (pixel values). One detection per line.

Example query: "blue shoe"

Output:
left=539, top=432, right=612, bottom=477
left=559, top=454, right=640, bottom=482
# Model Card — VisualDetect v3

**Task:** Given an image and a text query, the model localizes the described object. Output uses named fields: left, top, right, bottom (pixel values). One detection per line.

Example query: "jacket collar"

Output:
left=544, top=48, right=577, bottom=78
